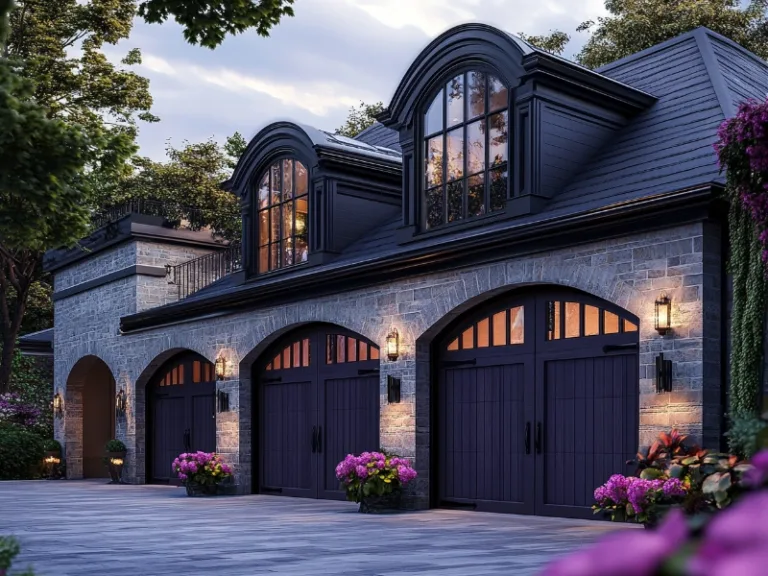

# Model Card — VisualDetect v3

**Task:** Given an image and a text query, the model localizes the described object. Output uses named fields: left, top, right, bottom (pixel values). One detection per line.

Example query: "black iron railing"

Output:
left=90, top=199, right=218, bottom=232
left=166, top=243, right=242, bottom=299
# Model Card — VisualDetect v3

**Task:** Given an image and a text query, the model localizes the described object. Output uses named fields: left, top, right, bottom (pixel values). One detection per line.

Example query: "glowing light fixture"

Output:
left=115, top=389, right=126, bottom=416
left=386, top=328, right=399, bottom=361
left=52, top=392, right=63, bottom=418
left=215, top=354, right=227, bottom=380
left=654, top=294, right=672, bottom=336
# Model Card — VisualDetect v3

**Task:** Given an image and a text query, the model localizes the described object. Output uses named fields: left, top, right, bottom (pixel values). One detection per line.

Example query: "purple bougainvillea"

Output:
left=172, top=451, right=232, bottom=487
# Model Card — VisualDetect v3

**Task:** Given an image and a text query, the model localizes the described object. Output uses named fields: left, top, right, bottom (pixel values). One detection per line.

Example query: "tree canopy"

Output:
left=518, top=30, right=570, bottom=55
left=336, top=101, right=384, bottom=138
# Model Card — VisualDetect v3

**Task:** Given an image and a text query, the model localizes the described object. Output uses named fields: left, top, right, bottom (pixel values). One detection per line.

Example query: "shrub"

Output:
left=726, top=412, right=768, bottom=458
left=335, top=451, right=418, bottom=503
left=42, top=439, right=61, bottom=453
left=0, top=427, right=44, bottom=480
left=105, top=439, right=126, bottom=452
left=0, top=536, right=36, bottom=576
left=172, top=452, right=232, bottom=486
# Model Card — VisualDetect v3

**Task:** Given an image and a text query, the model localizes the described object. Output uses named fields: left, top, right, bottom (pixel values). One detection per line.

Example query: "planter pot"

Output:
left=359, top=491, right=402, bottom=514
left=185, top=482, right=218, bottom=497
left=106, top=450, right=126, bottom=484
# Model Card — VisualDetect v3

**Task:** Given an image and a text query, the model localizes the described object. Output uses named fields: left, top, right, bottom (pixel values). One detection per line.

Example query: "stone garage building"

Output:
left=42, top=24, right=766, bottom=517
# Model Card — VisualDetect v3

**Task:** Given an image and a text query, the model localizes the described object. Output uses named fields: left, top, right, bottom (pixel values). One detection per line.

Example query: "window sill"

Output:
left=398, top=209, right=508, bottom=244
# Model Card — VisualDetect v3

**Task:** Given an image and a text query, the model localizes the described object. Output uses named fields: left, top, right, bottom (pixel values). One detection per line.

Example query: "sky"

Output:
left=112, top=0, right=609, bottom=160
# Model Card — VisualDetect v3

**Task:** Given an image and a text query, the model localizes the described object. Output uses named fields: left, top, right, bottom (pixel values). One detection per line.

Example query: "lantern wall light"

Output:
left=215, top=354, right=227, bottom=380
left=386, top=328, right=400, bottom=361
left=654, top=294, right=672, bottom=336
left=115, top=389, right=126, bottom=417
left=52, top=392, right=63, bottom=418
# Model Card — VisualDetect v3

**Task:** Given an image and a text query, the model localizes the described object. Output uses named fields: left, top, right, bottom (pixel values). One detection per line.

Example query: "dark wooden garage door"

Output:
left=149, top=353, right=217, bottom=483
left=437, top=290, right=639, bottom=517
left=256, top=325, right=380, bottom=500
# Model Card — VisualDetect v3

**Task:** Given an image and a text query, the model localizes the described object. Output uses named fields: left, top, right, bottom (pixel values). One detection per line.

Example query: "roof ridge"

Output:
left=692, top=28, right=736, bottom=118
left=597, top=30, right=698, bottom=73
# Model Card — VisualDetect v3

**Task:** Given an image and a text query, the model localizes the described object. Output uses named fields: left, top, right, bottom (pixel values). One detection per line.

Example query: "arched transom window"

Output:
left=424, top=71, right=509, bottom=230
left=257, top=158, right=309, bottom=273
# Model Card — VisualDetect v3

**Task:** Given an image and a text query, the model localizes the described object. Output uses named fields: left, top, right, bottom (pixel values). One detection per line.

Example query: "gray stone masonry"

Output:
left=53, top=221, right=723, bottom=508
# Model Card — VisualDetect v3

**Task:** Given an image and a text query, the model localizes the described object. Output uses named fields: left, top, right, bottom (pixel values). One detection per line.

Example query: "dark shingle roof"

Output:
left=355, top=123, right=401, bottom=152
left=18, top=328, right=54, bottom=356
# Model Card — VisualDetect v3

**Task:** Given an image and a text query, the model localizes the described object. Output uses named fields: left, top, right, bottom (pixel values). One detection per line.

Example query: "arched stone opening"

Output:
left=64, top=355, right=116, bottom=479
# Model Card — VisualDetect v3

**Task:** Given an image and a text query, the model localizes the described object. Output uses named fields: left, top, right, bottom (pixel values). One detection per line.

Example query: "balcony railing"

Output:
left=166, top=243, right=243, bottom=300
left=90, top=199, right=223, bottom=232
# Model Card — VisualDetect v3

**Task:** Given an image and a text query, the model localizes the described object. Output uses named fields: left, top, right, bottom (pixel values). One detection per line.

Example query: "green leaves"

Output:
left=136, top=0, right=294, bottom=49
left=336, top=101, right=384, bottom=138
left=518, top=30, right=571, bottom=55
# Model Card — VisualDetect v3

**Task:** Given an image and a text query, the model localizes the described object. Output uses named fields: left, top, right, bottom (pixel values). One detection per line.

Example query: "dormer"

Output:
left=224, top=122, right=402, bottom=279
left=377, top=23, right=656, bottom=242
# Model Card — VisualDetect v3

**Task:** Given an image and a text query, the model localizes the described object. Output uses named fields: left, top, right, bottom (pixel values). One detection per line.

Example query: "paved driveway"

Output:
left=0, top=480, right=624, bottom=576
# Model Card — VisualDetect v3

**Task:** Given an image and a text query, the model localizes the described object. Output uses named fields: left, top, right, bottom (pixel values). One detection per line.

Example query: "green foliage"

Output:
left=727, top=413, right=768, bottom=458
left=336, top=101, right=384, bottom=138
left=518, top=30, right=570, bottom=55
left=8, top=351, right=52, bottom=439
left=138, top=0, right=294, bottom=48
left=99, top=138, right=243, bottom=241
left=0, top=427, right=44, bottom=479
left=223, top=131, right=248, bottom=170
left=42, top=438, right=60, bottom=452
left=105, top=439, right=126, bottom=452
left=0, top=536, right=36, bottom=576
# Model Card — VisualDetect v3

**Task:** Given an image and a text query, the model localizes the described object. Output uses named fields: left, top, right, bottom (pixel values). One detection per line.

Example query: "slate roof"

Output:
left=128, top=27, right=768, bottom=315
left=18, top=328, right=54, bottom=356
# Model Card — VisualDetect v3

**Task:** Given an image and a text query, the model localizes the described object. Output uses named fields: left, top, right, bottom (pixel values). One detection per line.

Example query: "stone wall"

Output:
left=53, top=221, right=724, bottom=506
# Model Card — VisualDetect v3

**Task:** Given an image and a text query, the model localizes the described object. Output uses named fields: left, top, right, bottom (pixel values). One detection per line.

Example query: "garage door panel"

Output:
left=152, top=396, right=185, bottom=482
left=191, top=393, right=216, bottom=454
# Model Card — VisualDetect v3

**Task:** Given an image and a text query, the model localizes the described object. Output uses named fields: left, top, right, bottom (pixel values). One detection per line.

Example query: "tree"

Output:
left=105, top=137, right=244, bottom=241
left=336, top=101, right=384, bottom=138
left=576, top=0, right=768, bottom=69
left=0, top=54, right=107, bottom=393
left=518, top=30, right=570, bottom=55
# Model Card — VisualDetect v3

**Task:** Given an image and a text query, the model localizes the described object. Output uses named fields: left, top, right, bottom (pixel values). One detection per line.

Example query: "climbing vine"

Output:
left=715, top=99, right=768, bottom=438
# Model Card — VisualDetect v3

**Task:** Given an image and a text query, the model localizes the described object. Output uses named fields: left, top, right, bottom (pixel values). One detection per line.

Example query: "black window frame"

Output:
left=254, top=157, right=310, bottom=275
left=420, top=70, right=512, bottom=232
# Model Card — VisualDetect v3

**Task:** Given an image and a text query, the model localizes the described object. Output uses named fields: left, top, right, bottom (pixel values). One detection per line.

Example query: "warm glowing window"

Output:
left=158, top=359, right=214, bottom=386
left=423, top=71, right=509, bottom=230
left=326, top=335, right=379, bottom=364
left=546, top=301, right=638, bottom=340
left=446, top=306, right=524, bottom=351
left=265, top=338, right=311, bottom=371
left=257, top=158, right=309, bottom=273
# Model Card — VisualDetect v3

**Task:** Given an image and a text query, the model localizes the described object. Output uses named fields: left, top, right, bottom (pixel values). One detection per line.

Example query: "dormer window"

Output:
left=257, top=159, right=309, bottom=273
left=423, top=71, right=509, bottom=230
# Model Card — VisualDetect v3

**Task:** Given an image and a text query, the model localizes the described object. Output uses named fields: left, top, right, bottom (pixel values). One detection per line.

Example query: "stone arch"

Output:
left=63, top=355, right=116, bottom=479
left=132, top=346, right=216, bottom=484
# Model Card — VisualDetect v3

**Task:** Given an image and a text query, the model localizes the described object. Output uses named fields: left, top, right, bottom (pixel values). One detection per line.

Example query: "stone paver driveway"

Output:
left=0, top=481, right=626, bottom=575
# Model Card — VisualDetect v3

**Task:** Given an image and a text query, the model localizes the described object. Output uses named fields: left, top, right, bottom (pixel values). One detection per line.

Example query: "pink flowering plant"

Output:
left=172, top=451, right=232, bottom=488
left=335, top=451, right=417, bottom=502
left=593, top=474, right=687, bottom=524
left=542, top=449, right=768, bottom=576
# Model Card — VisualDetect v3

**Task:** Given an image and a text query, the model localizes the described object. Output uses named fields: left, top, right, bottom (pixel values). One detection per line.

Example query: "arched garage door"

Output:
left=255, top=324, right=381, bottom=500
left=436, top=289, right=639, bottom=518
left=148, top=352, right=217, bottom=483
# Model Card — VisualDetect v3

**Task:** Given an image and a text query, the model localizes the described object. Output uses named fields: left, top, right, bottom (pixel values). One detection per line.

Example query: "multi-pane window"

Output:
left=546, top=301, right=638, bottom=341
left=257, top=159, right=309, bottom=273
left=423, top=71, right=509, bottom=230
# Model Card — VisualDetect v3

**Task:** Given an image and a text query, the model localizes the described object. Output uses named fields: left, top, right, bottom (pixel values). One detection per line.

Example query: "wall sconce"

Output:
left=655, top=294, right=672, bottom=335
left=115, top=389, right=126, bottom=417
left=386, top=328, right=399, bottom=361
left=655, top=353, right=673, bottom=393
left=215, top=354, right=227, bottom=380
left=217, top=389, right=230, bottom=413
left=52, top=392, right=63, bottom=418
left=387, top=375, right=401, bottom=403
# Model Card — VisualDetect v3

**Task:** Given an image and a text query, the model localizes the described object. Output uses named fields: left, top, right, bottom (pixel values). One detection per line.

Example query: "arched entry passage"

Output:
left=254, top=324, right=381, bottom=500
left=65, top=356, right=116, bottom=478
left=435, top=288, right=639, bottom=518
left=147, top=352, right=217, bottom=483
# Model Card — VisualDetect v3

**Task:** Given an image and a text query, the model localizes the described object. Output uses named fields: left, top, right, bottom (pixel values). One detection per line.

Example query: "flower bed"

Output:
left=172, top=452, right=232, bottom=496
left=335, top=451, right=417, bottom=513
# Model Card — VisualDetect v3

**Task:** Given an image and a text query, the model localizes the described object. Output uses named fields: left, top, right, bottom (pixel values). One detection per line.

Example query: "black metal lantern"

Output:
left=115, top=389, right=126, bottom=416
left=387, top=375, right=401, bottom=403
left=654, top=294, right=671, bottom=336
left=52, top=392, right=63, bottom=418
left=215, top=354, right=227, bottom=380
left=386, top=328, right=399, bottom=361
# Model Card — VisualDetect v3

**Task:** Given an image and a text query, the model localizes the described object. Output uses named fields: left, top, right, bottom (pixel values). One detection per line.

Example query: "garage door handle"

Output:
left=535, top=422, right=542, bottom=454
left=317, top=426, right=323, bottom=453
left=524, top=422, right=531, bottom=455
left=311, top=426, right=317, bottom=453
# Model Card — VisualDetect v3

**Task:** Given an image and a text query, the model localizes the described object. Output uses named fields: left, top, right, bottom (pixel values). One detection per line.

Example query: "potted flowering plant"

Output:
left=104, top=439, right=126, bottom=484
left=593, top=474, right=687, bottom=526
left=335, top=451, right=417, bottom=513
left=172, top=451, right=233, bottom=496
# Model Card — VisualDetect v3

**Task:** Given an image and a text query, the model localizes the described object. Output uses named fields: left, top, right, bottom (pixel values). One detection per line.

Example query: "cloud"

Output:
left=119, top=0, right=608, bottom=160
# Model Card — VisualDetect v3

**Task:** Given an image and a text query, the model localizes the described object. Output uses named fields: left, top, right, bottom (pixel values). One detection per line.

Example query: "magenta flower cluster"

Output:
left=594, top=474, right=687, bottom=514
left=335, top=451, right=417, bottom=484
left=172, top=451, right=232, bottom=484
left=715, top=98, right=768, bottom=261
left=0, top=393, right=41, bottom=427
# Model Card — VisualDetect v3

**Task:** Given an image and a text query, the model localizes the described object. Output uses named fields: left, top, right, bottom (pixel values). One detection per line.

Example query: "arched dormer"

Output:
left=222, top=121, right=402, bottom=278
left=378, top=23, right=655, bottom=242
